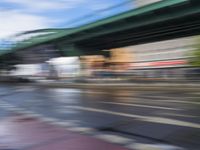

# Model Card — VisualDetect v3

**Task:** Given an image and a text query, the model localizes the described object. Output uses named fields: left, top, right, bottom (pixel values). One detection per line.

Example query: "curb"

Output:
left=33, top=82, right=200, bottom=92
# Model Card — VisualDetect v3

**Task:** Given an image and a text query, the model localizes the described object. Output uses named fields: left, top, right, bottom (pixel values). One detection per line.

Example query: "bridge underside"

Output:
left=64, top=0, right=200, bottom=51
left=1, top=0, right=200, bottom=63
left=76, top=13, right=200, bottom=50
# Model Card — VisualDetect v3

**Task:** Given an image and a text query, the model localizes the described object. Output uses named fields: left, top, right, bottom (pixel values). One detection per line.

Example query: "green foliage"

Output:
left=190, top=37, right=200, bottom=67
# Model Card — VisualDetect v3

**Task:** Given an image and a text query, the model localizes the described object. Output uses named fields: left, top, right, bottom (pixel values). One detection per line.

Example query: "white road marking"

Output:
left=0, top=101, right=78, bottom=127
left=51, top=121, right=77, bottom=127
left=95, top=134, right=133, bottom=144
left=0, top=102, right=24, bottom=112
left=101, top=101, right=181, bottom=110
left=119, top=97, right=200, bottom=105
left=50, top=88, right=81, bottom=93
left=25, top=113, right=43, bottom=118
left=7, top=107, right=24, bottom=112
left=0, top=100, right=197, bottom=149
left=64, top=106, right=200, bottom=129
left=39, top=117, right=60, bottom=123
left=143, top=95, right=200, bottom=99
left=81, top=91, right=106, bottom=95
left=127, top=143, right=184, bottom=150
left=158, top=112, right=199, bottom=118
left=67, top=127, right=94, bottom=133
left=153, top=100, right=200, bottom=105
left=1, top=100, right=199, bottom=129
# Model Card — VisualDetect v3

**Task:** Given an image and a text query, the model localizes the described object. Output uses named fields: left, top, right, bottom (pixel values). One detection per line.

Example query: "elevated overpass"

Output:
left=1, top=0, right=200, bottom=59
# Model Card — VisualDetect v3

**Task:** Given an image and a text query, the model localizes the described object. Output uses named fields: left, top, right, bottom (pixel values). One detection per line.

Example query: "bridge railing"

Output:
left=65, top=0, right=163, bottom=27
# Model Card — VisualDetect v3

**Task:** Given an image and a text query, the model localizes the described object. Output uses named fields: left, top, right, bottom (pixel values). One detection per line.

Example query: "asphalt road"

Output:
left=0, top=83, right=200, bottom=150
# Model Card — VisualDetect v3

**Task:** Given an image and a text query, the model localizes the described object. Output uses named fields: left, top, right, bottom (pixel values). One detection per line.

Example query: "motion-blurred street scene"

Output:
left=0, top=0, right=200, bottom=150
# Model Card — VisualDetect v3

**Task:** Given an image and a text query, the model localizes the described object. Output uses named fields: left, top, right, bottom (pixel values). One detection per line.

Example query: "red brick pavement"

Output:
left=0, top=115, right=131, bottom=150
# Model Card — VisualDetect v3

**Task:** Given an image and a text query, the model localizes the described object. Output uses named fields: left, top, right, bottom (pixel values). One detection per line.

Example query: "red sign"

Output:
left=150, top=60, right=187, bottom=66
left=132, top=60, right=187, bottom=68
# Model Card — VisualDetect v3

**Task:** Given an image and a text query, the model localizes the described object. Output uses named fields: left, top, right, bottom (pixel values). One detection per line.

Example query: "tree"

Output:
left=190, top=37, right=200, bottom=67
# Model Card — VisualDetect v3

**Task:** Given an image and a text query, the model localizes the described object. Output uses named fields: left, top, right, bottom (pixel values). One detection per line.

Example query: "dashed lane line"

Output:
left=0, top=101, right=199, bottom=129
left=117, top=97, right=200, bottom=105
left=100, top=101, right=181, bottom=110
left=158, top=112, right=199, bottom=118
left=153, top=99, right=200, bottom=105
left=64, top=105, right=200, bottom=129
left=126, top=143, right=184, bottom=150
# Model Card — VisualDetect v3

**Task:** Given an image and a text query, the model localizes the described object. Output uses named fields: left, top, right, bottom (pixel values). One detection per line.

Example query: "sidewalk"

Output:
left=0, top=114, right=130, bottom=150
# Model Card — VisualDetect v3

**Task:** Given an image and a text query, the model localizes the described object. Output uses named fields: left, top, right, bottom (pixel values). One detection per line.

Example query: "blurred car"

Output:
left=9, top=64, right=44, bottom=82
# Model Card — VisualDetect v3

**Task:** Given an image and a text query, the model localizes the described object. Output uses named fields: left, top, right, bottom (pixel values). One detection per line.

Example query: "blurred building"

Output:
left=109, top=48, right=133, bottom=71
left=48, top=57, right=80, bottom=78
left=127, top=36, right=196, bottom=78
left=16, top=44, right=60, bottom=64
left=111, top=0, right=196, bottom=79
left=110, top=48, right=133, bottom=64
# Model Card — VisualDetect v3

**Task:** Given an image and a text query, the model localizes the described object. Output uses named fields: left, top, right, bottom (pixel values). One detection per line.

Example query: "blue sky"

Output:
left=0, top=0, right=133, bottom=38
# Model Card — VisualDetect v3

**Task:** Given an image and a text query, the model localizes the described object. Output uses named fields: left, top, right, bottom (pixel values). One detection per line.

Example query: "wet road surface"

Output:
left=0, top=83, right=200, bottom=150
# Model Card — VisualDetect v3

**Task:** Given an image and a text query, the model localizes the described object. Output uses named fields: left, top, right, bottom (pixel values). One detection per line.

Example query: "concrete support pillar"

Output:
left=58, top=44, right=83, bottom=57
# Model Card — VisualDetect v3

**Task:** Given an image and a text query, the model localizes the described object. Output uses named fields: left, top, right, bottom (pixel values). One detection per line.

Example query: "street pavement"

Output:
left=0, top=113, right=129, bottom=150
left=0, top=83, right=199, bottom=150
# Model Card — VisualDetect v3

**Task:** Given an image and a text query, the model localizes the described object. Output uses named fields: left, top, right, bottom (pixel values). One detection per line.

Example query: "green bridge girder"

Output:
left=1, top=0, right=200, bottom=58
